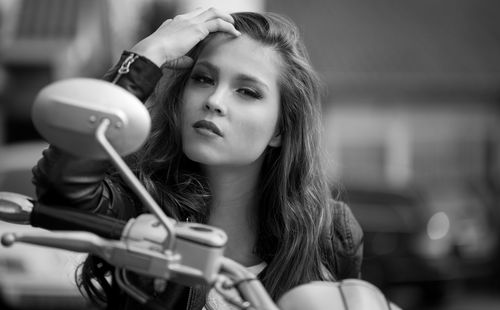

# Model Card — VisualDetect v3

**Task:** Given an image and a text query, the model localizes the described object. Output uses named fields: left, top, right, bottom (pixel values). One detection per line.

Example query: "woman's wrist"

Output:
left=129, top=38, right=167, bottom=68
left=102, top=50, right=163, bottom=101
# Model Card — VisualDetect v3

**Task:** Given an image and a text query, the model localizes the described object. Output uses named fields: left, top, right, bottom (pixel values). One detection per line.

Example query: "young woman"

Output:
left=33, top=8, right=363, bottom=310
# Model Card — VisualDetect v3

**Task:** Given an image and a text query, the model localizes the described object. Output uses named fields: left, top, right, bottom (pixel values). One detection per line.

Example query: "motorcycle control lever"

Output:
left=1, top=206, right=227, bottom=287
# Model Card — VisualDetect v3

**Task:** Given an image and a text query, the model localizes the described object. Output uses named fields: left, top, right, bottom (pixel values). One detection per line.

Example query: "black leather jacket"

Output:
left=32, top=51, right=364, bottom=310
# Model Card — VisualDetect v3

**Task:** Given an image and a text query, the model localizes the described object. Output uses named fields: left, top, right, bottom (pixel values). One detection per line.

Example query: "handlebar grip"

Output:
left=30, top=203, right=126, bottom=240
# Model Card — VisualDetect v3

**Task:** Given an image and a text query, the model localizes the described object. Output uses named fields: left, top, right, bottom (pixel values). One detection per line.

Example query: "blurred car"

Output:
left=424, top=182, right=499, bottom=280
left=338, top=184, right=455, bottom=304
left=0, top=141, right=88, bottom=309
left=338, top=182, right=499, bottom=305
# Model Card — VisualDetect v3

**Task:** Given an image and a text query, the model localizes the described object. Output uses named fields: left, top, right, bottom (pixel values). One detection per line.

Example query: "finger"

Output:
left=176, top=6, right=205, bottom=18
left=163, top=55, right=194, bottom=69
left=159, top=18, right=172, bottom=27
left=195, top=7, right=234, bottom=24
left=205, top=18, right=241, bottom=37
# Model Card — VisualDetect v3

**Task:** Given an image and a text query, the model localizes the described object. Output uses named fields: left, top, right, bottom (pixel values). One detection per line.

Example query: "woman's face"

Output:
left=181, top=34, right=282, bottom=167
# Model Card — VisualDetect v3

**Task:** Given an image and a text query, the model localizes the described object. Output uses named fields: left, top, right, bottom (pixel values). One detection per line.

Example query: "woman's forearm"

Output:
left=32, top=51, right=162, bottom=218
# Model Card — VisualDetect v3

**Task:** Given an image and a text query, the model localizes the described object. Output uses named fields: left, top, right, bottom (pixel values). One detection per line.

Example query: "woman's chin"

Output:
left=183, top=146, right=221, bottom=165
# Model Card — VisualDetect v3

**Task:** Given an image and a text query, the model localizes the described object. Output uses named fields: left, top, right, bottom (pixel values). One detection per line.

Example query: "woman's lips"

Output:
left=193, top=120, right=223, bottom=137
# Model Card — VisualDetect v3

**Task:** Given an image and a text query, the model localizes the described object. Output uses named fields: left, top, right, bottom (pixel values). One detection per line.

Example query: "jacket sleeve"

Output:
left=102, top=51, right=162, bottom=100
left=331, top=200, right=364, bottom=279
left=32, top=51, right=162, bottom=220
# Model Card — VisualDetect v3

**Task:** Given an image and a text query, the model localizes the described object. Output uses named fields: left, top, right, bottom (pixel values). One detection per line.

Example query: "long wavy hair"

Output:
left=79, top=11, right=336, bottom=306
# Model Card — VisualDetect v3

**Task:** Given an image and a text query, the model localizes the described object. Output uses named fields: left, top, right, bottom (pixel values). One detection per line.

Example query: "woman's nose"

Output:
left=204, top=88, right=227, bottom=115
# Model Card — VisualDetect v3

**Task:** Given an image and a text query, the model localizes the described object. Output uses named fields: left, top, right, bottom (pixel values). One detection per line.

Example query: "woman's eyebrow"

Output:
left=195, top=60, right=270, bottom=91
left=194, top=60, right=217, bottom=73
left=235, top=74, right=270, bottom=91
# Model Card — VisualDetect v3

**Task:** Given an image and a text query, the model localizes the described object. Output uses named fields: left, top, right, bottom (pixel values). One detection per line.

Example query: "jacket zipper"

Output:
left=111, top=53, right=139, bottom=84
left=185, top=287, right=193, bottom=310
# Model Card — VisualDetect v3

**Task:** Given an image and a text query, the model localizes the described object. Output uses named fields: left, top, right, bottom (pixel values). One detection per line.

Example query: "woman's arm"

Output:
left=102, top=51, right=162, bottom=100
left=32, top=8, right=240, bottom=219
left=32, top=51, right=163, bottom=219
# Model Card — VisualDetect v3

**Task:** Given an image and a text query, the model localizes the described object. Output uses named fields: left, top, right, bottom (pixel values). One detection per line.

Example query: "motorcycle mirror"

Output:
left=32, top=78, right=151, bottom=159
left=0, top=192, right=34, bottom=224
left=31, top=78, right=176, bottom=246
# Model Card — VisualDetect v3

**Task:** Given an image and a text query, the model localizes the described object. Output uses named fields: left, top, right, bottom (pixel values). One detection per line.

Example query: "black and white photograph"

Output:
left=0, top=1, right=499, bottom=310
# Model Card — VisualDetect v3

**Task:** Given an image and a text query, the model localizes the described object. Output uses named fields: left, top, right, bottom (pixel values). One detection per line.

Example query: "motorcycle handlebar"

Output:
left=0, top=191, right=126, bottom=240
left=0, top=193, right=398, bottom=310
left=31, top=203, right=126, bottom=240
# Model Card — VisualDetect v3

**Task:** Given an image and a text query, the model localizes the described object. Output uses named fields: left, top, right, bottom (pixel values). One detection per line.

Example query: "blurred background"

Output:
left=0, top=0, right=499, bottom=309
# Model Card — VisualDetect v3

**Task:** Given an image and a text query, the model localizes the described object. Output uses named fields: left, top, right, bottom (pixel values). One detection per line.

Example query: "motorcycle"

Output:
left=0, top=78, right=399, bottom=310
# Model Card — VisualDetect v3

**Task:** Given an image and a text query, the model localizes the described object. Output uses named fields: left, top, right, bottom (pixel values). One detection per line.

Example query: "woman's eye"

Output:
left=191, top=74, right=213, bottom=85
left=238, top=88, right=263, bottom=99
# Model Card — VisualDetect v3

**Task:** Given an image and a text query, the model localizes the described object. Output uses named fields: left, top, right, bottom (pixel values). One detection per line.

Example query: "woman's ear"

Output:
left=268, top=132, right=282, bottom=147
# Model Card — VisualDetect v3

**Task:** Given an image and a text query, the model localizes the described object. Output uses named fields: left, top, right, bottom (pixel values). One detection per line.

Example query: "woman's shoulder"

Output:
left=328, top=199, right=364, bottom=257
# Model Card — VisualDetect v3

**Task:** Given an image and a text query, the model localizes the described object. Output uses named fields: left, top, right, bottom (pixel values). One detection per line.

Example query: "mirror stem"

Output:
left=95, top=118, right=176, bottom=250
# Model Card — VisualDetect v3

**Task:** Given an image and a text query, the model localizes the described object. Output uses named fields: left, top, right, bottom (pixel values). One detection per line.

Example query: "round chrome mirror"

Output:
left=32, top=78, right=150, bottom=159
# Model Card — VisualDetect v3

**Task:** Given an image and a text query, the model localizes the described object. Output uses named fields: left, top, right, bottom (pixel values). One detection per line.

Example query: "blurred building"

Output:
left=0, top=0, right=112, bottom=141
left=264, top=0, right=500, bottom=192
left=0, top=0, right=176, bottom=143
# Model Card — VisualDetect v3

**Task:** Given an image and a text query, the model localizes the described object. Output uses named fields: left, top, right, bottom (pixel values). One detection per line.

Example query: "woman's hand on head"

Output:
left=130, top=7, right=241, bottom=68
